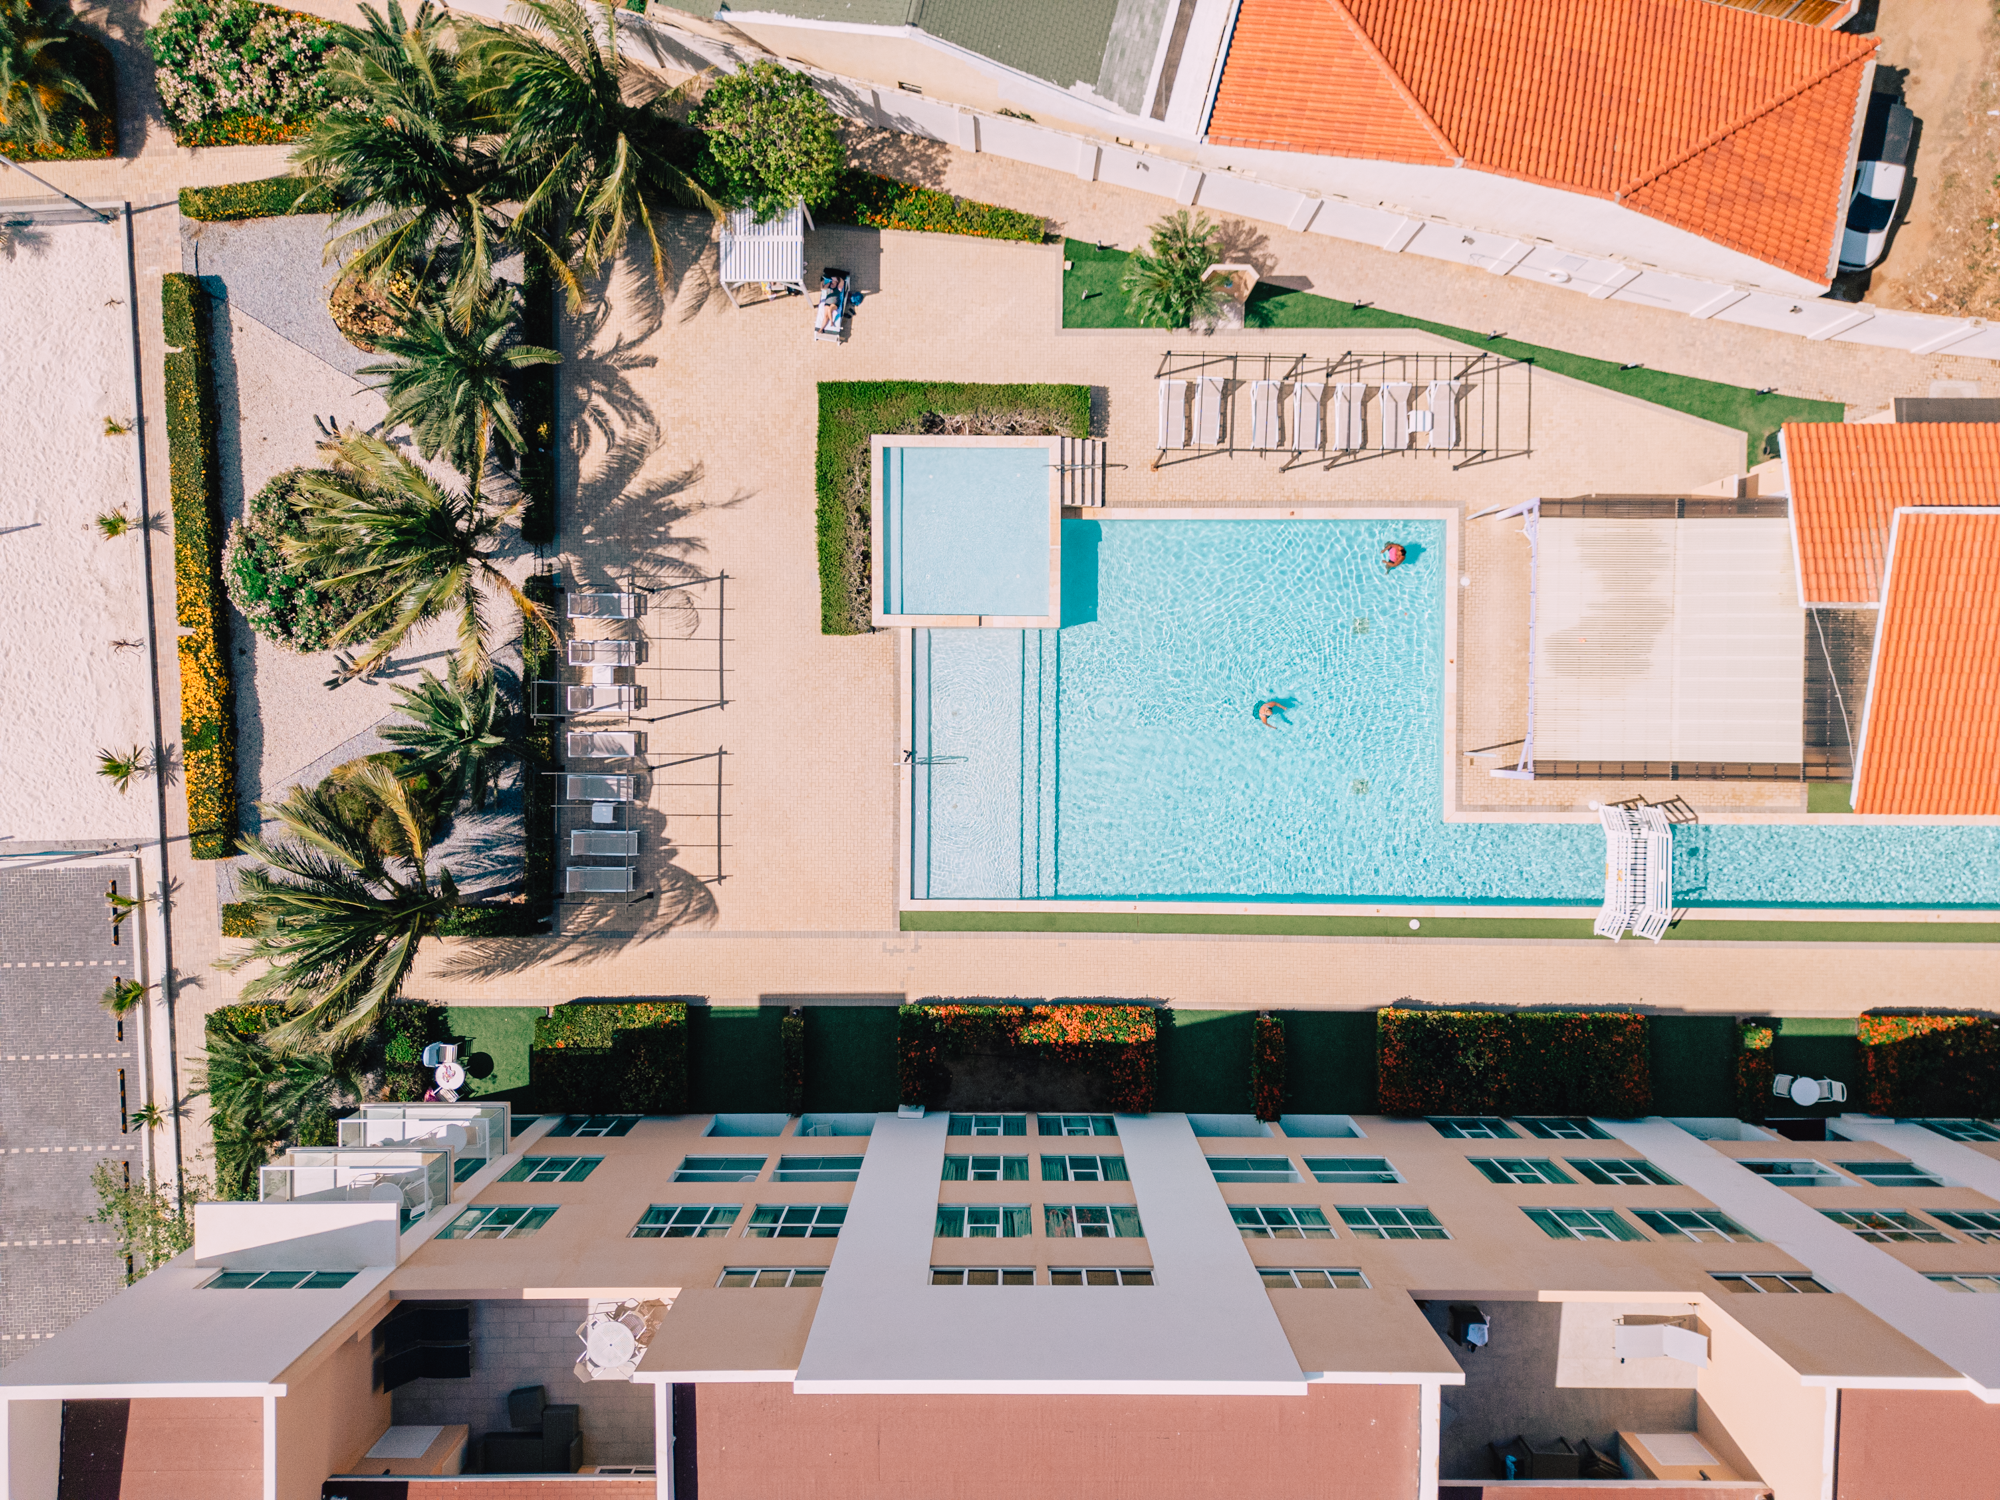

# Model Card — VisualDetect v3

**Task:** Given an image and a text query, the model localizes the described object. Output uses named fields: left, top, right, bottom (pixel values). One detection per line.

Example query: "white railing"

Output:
left=1594, top=804, right=1675, bottom=943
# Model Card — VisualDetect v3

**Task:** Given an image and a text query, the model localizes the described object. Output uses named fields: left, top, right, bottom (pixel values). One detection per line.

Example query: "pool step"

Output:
left=1057, top=437, right=1106, bottom=507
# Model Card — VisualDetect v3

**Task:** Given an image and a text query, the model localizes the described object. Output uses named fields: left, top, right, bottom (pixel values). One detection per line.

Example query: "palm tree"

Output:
left=287, top=428, right=549, bottom=681
left=0, top=0, right=96, bottom=149
left=96, top=745, right=150, bottom=792
left=381, top=658, right=519, bottom=812
left=293, top=0, right=512, bottom=325
left=463, top=0, right=719, bottom=307
left=219, top=761, right=458, bottom=1044
left=101, top=977, right=146, bottom=1016
left=359, top=285, right=558, bottom=488
left=192, top=1028, right=357, bottom=1197
left=1121, top=209, right=1224, bottom=329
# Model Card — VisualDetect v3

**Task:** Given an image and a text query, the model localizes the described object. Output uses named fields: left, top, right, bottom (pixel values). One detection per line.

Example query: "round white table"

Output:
left=433, top=1061, right=466, bottom=1092
left=1788, top=1076, right=1824, bottom=1107
left=585, top=1318, right=637, bottom=1367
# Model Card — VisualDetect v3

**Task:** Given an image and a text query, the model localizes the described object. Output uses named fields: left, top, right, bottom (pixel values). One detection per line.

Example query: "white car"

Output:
left=1839, top=95, right=1914, bottom=272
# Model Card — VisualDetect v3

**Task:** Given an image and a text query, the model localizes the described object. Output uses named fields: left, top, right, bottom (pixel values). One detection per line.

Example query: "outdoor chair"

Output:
left=1194, top=376, right=1225, bottom=446
left=813, top=267, right=854, bottom=343
left=571, top=830, right=640, bottom=857
left=566, top=867, right=636, bottom=895
left=1158, top=379, right=1188, bottom=450
left=1289, top=382, right=1323, bottom=451
left=1427, top=379, right=1463, bottom=448
left=1773, top=1073, right=1795, bottom=1098
left=564, top=591, right=638, bottom=620
left=568, top=639, right=639, bottom=666
left=1332, top=383, right=1366, bottom=450
left=564, top=684, right=638, bottom=714
left=565, top=731, right=639, bottom=760
left=1249, top=381, right=1281, bottom=449
left=481, top=1387, right=581, bottom=1474
left=1378, top=382, right=1413, bottom=450
left=564, top=773, right=633, bottom=802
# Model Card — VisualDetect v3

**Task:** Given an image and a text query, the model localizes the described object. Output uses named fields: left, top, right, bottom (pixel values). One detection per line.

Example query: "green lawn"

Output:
left=1062, top=240, right=1841, bottom=466
left=444, top=1006, right=541, bottom=1100
left=901, top=910, right=2000, bottom=943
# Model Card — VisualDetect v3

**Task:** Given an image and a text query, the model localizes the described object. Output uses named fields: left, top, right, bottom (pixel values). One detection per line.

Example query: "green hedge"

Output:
left=530, top=1001, right=687, bottom=1112
left=163, top=274, right=239, bottom=859
left=815, top=381, right=1091, bottom=634
left=515, top=263, right=558, bottom=545
left=1376, top=1007, right=1653, bottom=1117
left=520, top=574, right=557, bottom=912
left=821, top=169, right=1045, bottom=242
left=0, top=34, right=117, bottom=162
left=206, top=1001, right=290, bottom=1037
left=1859, top=1014, right=2000, bottom=1117
left=178, top=175, right=335, bottom=221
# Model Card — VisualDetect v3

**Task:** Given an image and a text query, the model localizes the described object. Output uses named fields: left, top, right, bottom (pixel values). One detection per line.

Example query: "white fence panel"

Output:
left=1307, top=197, right=1408, bottom=246
left=1599, top=268, right=1727, bottom=314
left=815, top=75, right=878, bottom=124
left=1714, top=291, right=1865, bottom=338
left=1928, top=325, right=2000, bottom=359
left=1192, top=171, right=1309, bottom=226
left=975, top=114, right=1083, bottom=175
left=1097, top=145, right=1179, bottom=197
left=1823, top=309, right=1955, bottom=350
left=1399, top=221, right=1521, bottom=272
left=873, top=90, right=959, bottom=142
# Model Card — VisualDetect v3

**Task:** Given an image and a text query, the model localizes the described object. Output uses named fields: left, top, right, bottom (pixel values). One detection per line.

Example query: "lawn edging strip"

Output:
left=1060, top=239, right=1841, bottom=465
left=815, top=381, right=1090, bottom=634
left=162, top=272, right=238, bottom=859
left=900, top=910, right=2000, bottom=943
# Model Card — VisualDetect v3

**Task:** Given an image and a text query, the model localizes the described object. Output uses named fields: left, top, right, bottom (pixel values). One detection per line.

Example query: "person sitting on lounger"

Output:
left=1257, top=699, right=1292, bottom=727
left=1381, top=542, right=1407, bottom=569
left=815, top=289, right=844, bottom=333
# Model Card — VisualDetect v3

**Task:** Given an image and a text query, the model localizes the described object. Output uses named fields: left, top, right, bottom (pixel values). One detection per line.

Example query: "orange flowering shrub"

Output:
left=1735, top=1023, right=1775, bottom=1121
left=1252, top=1015, right=1286, bottom=1121
left=531, top=1002, right=687, bottom=1113
left=1377, top=1008, right=1651, bottom=1117
left=899, top=1003, right=1156, bottom=1112
left=1858, top=1014, right=2000, bottom=1117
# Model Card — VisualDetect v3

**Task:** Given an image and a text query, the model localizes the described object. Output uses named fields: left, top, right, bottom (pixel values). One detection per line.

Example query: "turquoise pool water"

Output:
left=910, top=518, right=2000, bottom=906
left=881, top=445, right=1050, bottom=617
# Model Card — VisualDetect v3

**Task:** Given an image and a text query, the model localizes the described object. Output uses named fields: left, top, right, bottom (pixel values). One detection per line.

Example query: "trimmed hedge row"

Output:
left=163, top=274, right=239, bottom=859
left=0, top=34, right=117, bottom=162
left=821, top=169, right=1045, bottom=242
left=815, top=381, right=1091, bottom=635
left=515, top=263, right=559, bottom=545
left=1376, top=1008, right=1653, bottom=1117
left=1735, top=1022, right=1776, bottom=1121
left=1859, top=1014, right=2000, bottom=1117
left=1251, top=1014, right=1286, bottom=1121
left=782, top=1010, right=806, bottom=1114
left=520, top=574, right=558, bottom=913
left=898, top=1003, right=1157, bottom=1113
left=178, top=175, right=334, bottom=221
left=530, top=1002, right=688, bottom=1113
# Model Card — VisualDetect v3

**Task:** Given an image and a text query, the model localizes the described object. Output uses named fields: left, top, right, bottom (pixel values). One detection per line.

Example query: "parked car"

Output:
left=1839, top=92, right=1915, bottom=272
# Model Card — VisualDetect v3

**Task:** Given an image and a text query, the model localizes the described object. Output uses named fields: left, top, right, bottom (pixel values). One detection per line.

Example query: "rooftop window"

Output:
left=631, top=1205, right=738, bottom=1238
left=774, top=1155, right=863, bottom=1182
left=1567, top=1157, right=1677, bottom=1187
left=1049, top=1267, right=1152, bottom=1286
left=436, top=1205, right=556, bottom=1240
left=717, top=1267, right=823, bottom=1288
left=1038, top=1114, right=1117, bottom=1137
left=1206, top=1155, right=1300, bottom=1183
left=1471, top=1158, right=1570, bottom=1186
left=500, top=1156, right=601, bottom=1184
left=1338, top=1206, right=1447, bottom=1240
left=931, top=1267, right=1034, bottom=1285
left=948, top=1114, right=1026, bottom=1137
left=1429, top=1117, right=1516, bottom=1140
left=1911, top=1119, right=2000, bottom=1142
left=1523, top=1207, right=1643, bottom=1242
left=1231, top=1205, right=1333, bottom=1239
left=1821, top=1209, right=1952, bottom=1243
left=946, top=1154, right=1030, bottom=1181
left=1741, top=1159, right=1844, bottom=1186
left=1838, top=1160, right=1946, bottom=1187
left=546, top=1115, right=637, bottom=1138
left=675, top=1155, right=765, bottom=1183
left=1258, top=1268, right=1368, bottom=1290
left=204, top=1270, right=358, bottom=1289
left=1044, top=1204, right=1144, bottom=1238
left=1516, top=1118, right=1612, bottom=1141
left=1304, top=1156, right=1399, bottom=1184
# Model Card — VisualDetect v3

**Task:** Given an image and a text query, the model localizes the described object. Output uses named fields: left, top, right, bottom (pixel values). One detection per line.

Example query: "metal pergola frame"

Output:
left=529, top=572, right=729, bottom=724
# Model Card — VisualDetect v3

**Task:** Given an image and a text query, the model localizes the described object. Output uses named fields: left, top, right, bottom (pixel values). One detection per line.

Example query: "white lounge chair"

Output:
left=1194, top=376, right=1224, bottom=446
left=1377, top=382, right=1412, bottom=451
left=1289, top=383, right=1323, bottom=451
left=1158, top=379, right=1188, bottom=450
left=566, top=867, right=636, bottom=895
left=564, top=774, right=633, bottom=802
left=568, top=640, right=639, bottom=666
left=565, top=731, right=638, bottom=759
left=566, top=592, right=638, bottom=620
left=1426, top=380, right=1463, bottom=449
left=1248, top=381, right=1281, bottom=450
left=565, top=684, right=637, bottom=714
left=1332, top=383, right=1366, bottom=451
left=571, top=830, right=640, bottom=856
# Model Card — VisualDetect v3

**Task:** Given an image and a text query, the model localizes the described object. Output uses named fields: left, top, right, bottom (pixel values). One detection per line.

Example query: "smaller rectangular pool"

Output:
left=874, top=438, right=1058, bottom=625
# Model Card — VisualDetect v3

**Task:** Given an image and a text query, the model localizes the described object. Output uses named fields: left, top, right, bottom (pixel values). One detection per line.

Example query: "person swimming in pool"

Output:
left=1381, top=541, right=1407, bottom=569
left=1258, top=699, right=1292, bottom=727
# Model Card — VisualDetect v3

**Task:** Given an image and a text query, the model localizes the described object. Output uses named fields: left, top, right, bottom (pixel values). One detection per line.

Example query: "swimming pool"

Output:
left=908, top=518, right=2000, bottom=907
left=877, top=441, right=1056, bottom=621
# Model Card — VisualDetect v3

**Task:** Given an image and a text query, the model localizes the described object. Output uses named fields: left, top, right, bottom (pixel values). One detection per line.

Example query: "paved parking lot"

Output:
left=0, top=867, right=145, bottom=1364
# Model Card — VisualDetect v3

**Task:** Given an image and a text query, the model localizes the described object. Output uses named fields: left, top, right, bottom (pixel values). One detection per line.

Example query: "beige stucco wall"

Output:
left=274, top=1326, right=391, bottom=1500
left=1694, top=1302, right=1834, bottom=1499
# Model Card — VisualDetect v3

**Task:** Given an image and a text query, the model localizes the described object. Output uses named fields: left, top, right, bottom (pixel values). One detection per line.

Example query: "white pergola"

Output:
left=718, top=202, right=812, bottom=306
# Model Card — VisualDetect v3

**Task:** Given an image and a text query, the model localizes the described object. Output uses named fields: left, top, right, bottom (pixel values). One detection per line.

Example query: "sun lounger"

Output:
left=565, top=684, right=637, bottom=714
left=571, top=830, right=640, bottom=857
left=566, top=592, right=638, bottom=620
left=1426, top=380, right=1463, bottom=449
left=566, top=867, right=636, bottom=895
left=1405, top=409, right=1433, bottom=440
left=813, top=267, right=853, bottom=343
left=564, top=774, right=633, bottom=802
left=1332, top=383, right=1366, bottom=451
left=1248, top=381, right=1281, bottom=449
left=1377, top=382, right=1412, bottom=451
left=565, top=731, right=638, bottom=759
left=1290, top=383, right=1323, bottom=451
left=1194, top=376, right=1224, bottom=446
left=568, top=640, right=639, bottom=666
left=1158, top=379, right=1188, bottom=450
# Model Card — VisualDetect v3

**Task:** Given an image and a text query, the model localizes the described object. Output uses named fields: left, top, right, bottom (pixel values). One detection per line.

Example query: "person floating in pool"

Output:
left=1257, top=699, right=1293, bottom=727
left=1381, top=541, right=1408, bottom=569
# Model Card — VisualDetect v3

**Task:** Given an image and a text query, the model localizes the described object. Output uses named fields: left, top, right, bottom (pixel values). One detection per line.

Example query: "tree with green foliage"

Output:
left=693, top=60, right=842, bottom=221
left=1120, top=209, right=1223, bottom=330
left=359, top=284, right=558, bottom=487
left=193, top=1026, right=357, bottom=1194
left=287, top=428, right=550, bottom=682
left=92, top=1163, right=209, bottom=1280
left=381, top=658, right=519, bottom=812
left=219, top=761, right=458, bottom=1044
left=463, top=0, right=718, bottom=306
left=293, top=0, right=511, bottom=325
left=0, top=0, right=96, bottom=148
left=102, top=977, right=147, bottom=1016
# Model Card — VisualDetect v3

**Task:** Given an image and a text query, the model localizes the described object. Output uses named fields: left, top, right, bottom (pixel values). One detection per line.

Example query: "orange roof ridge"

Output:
left=1319, top=0, right=1460, bottom=166
left=1613, top=30, right=1879, bottom=202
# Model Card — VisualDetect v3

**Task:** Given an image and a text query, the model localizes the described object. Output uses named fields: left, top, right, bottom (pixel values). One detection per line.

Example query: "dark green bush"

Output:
left=515, top=264, right=558, bottom=545
left=530, top=1001, right=687, bottom=1113
left=821, top=169, right=1044, bottom=242
left=692, top=61, right=843, bottom=221
left=0, top=33, right=116, bottom=162
left=1376, top=1008, right=1652, bottom=1117
left=815, top=382, right=1090, bottom=634
left=178, top=175, right=334, bottom=221
left=223, top=468, right=389, bottom=652
left=519, top=575, right=557, bottom=911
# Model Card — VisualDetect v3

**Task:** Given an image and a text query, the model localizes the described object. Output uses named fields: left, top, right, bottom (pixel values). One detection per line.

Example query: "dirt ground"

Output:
left=1856, top=0, right=2000, bottom=318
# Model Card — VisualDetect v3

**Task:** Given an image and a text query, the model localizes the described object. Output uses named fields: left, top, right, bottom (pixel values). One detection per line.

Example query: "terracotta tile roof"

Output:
left=1854, top=510, right=2000, bottom=816
left=1206, top=0, right=1877, bottom=282
left=1783, top=422, right=2000, bottom=605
